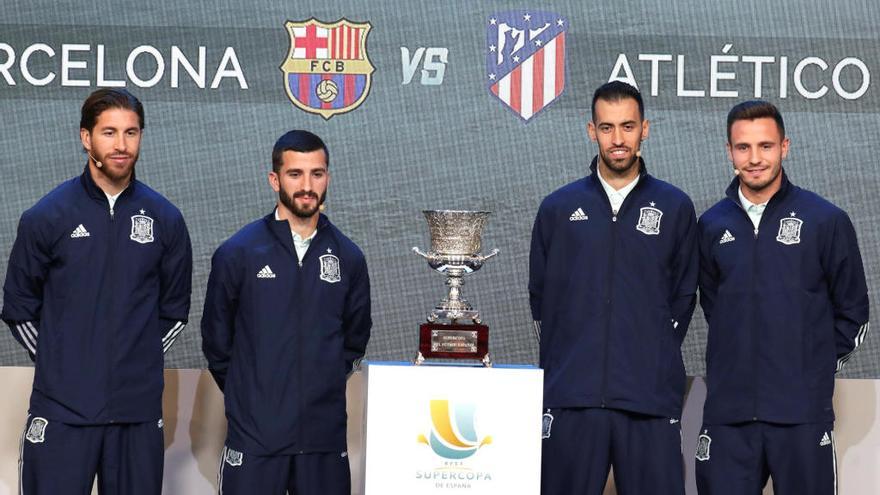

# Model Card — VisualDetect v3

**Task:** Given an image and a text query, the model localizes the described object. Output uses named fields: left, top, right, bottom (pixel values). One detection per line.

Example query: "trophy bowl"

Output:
left=425, top=210, right=490, bottom=256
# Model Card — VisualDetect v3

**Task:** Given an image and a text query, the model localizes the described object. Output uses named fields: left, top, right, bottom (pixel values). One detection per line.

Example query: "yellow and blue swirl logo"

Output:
left=417, top=400, right=492, bottom=459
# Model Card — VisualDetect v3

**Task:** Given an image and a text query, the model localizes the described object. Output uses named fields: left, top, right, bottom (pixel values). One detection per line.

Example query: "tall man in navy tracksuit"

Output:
left=202, top=130, right=371, bottom=495
left=696, top=101, right=869, bottom=494
left=1, top=89, right=192, bottom=494
left=529, top=81, right=698, bottom=494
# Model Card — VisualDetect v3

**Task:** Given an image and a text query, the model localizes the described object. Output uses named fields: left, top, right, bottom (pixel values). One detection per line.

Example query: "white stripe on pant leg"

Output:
left=218, top=447, right=226, bottom=495
left=19, top=414, right=29, bottom=495
left=831, top=431, right=838, bottom=495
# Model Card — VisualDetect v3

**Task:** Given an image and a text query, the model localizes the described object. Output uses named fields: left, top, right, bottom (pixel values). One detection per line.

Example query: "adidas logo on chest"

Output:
left=70, top=224, right=90, bottom=238
left=719, top=229, right=735, bottom=244
left=257, top=265, right=276, bottom=279
left=569, top=208, right=588, bottom=222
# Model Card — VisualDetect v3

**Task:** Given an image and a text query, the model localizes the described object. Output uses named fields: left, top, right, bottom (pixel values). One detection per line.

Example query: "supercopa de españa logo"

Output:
left=280, top=18, right=375, bottom=119
left=415, top=400, right=493, bottom=489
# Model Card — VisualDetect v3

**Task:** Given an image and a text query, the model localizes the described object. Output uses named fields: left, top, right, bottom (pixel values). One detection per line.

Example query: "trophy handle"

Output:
left=474, top=248, right=500, bottom=263
left=412, top=247, right=431, bottom=259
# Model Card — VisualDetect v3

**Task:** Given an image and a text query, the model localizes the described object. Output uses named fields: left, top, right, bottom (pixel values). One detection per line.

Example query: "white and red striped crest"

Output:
left=487, top=12, right=567, bottom=122
left=280, top=18, right=375, bottom=119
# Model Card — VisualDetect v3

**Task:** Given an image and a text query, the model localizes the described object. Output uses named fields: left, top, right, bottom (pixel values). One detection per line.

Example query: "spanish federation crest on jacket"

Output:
left=202, top=211, right=371, bottom=456
left=1, top=166, right=192, bottom=425
left=698, top=171, right=869, bottom=425
left=529, top=157, right=698, bottom=418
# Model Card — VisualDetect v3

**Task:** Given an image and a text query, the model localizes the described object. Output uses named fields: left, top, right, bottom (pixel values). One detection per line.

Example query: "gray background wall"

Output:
left=0, top=0, right=877, bottom=378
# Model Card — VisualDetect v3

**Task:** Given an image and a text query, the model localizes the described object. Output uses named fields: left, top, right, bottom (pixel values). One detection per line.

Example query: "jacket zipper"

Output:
left=293, top=229, right=318, bottom=452
left=599, top=178, right=638, bottom=407
left=732, top=197, right=761, bottom=421
left=106, top=198, right=118, bottom=422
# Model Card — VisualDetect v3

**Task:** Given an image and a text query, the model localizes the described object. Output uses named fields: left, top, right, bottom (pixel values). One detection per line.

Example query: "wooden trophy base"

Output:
left=415, top=322, right=490, bottom=366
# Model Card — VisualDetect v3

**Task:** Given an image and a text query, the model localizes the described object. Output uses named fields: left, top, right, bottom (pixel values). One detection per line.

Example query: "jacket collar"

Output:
left=264, top=209, right=331, bottom=258
left=588, top=155, right=648, bottom=187
left=724, top=167, right=793, bottom=209
left=79, top=163, right=137, bottom=202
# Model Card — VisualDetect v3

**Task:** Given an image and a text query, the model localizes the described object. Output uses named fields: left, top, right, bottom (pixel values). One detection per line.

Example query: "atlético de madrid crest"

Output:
left=486, top=11, right=567, bottom=122
left=281, top=18, right=375, bottom=119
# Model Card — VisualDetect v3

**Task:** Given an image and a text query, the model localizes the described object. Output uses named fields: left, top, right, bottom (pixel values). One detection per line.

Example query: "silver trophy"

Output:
left=413, top=210, right=499, bottom=366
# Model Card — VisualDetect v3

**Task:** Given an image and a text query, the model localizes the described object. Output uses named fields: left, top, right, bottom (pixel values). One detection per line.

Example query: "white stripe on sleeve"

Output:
left=162, top=322, right=186, bottom=354
left=837, top=322, right=870, bottom=372
left=16, top=325, right=36, bottom=355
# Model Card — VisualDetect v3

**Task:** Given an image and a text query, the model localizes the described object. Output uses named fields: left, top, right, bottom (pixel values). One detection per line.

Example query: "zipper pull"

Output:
left=110, top=207, right=114, bottom=219
left=298, top=259, right=303, bottom=268
left=753, top=228, right=758, bottom=238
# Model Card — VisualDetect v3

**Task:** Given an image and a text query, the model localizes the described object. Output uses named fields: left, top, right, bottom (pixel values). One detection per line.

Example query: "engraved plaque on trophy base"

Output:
left=417, top=322, right=490, bottom=366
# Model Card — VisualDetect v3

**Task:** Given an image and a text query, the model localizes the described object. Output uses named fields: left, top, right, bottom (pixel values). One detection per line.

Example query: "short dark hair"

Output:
left=726, top=100, right=785, bottom=142
left=271, top=130, right=329, bottom=173
left=80, top=89, right=144, bottom=132
left=592, top=81, right=644, bottom=121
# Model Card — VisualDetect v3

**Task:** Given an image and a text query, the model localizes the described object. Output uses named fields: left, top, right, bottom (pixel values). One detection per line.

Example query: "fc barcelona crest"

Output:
left=319, top=254, right=341, bottom=283
left=776, top=214, right=803, bottom=245
left=486, top=11, right=567, bottom=122
left=636, top=204, right=663, bottom=235
left=130, top=214, right=155, bottom=244
left=281, top=18, right=375, bottom=119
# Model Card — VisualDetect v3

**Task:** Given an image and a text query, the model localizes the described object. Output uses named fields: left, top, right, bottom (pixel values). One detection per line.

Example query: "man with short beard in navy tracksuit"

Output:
left=202, top=130, right=371, bottom=495
left=696, top=100, right=869, bottom=494
left=2, top=89, right=192, bottom=495
left=530, top=81, right=698, bottom=495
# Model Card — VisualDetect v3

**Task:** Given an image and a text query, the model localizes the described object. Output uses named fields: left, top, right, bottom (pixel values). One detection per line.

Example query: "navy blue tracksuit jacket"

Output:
left=1, top=166, right=192, bottom=424
left=202, top=212, right=371, bottom=456
left=529, top=158, right=699, bottom=418
left=698, top=172, right=869, bottom=425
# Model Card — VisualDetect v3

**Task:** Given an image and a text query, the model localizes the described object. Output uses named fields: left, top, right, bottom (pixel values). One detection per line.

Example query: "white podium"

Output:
left=361, top=362, right=543, bottom=495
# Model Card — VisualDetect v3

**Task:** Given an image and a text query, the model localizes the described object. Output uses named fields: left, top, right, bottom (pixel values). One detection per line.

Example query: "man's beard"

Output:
left=279, top=185, right=325, bottom=219
left=95, top=151, right=138, bottom=182
left=599, top=148, right=639, bottom=174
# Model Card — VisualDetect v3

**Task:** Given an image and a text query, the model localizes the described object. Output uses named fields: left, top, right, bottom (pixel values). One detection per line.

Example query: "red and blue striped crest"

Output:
left=281, top=19, right=374, bottom=119
left=486, top=12, right=567, bottom=122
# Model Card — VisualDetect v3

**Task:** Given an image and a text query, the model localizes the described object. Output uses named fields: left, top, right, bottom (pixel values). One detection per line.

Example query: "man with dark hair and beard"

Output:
left=695, top=101, right=869, bottom=494
left=202, top=130, right=371, bottom=495
left=529, top=81, right=698, bottom=494
left=2, top=88, right=192, bottom=494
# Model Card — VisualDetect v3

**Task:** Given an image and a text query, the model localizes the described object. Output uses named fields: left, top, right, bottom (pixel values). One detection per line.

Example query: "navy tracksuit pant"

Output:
left=18, top=415, right=164, bottom=495
left=541, top=407, right=685, bottom=495
left=217, top=445, right=351, bottom=495
left=695, top=421, right=837, bottom=495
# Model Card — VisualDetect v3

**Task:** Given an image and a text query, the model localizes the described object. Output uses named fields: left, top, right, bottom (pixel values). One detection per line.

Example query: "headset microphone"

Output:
left=733, top=168, right=740, bottom=176
left=88, top=153, right=103, bottom=169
